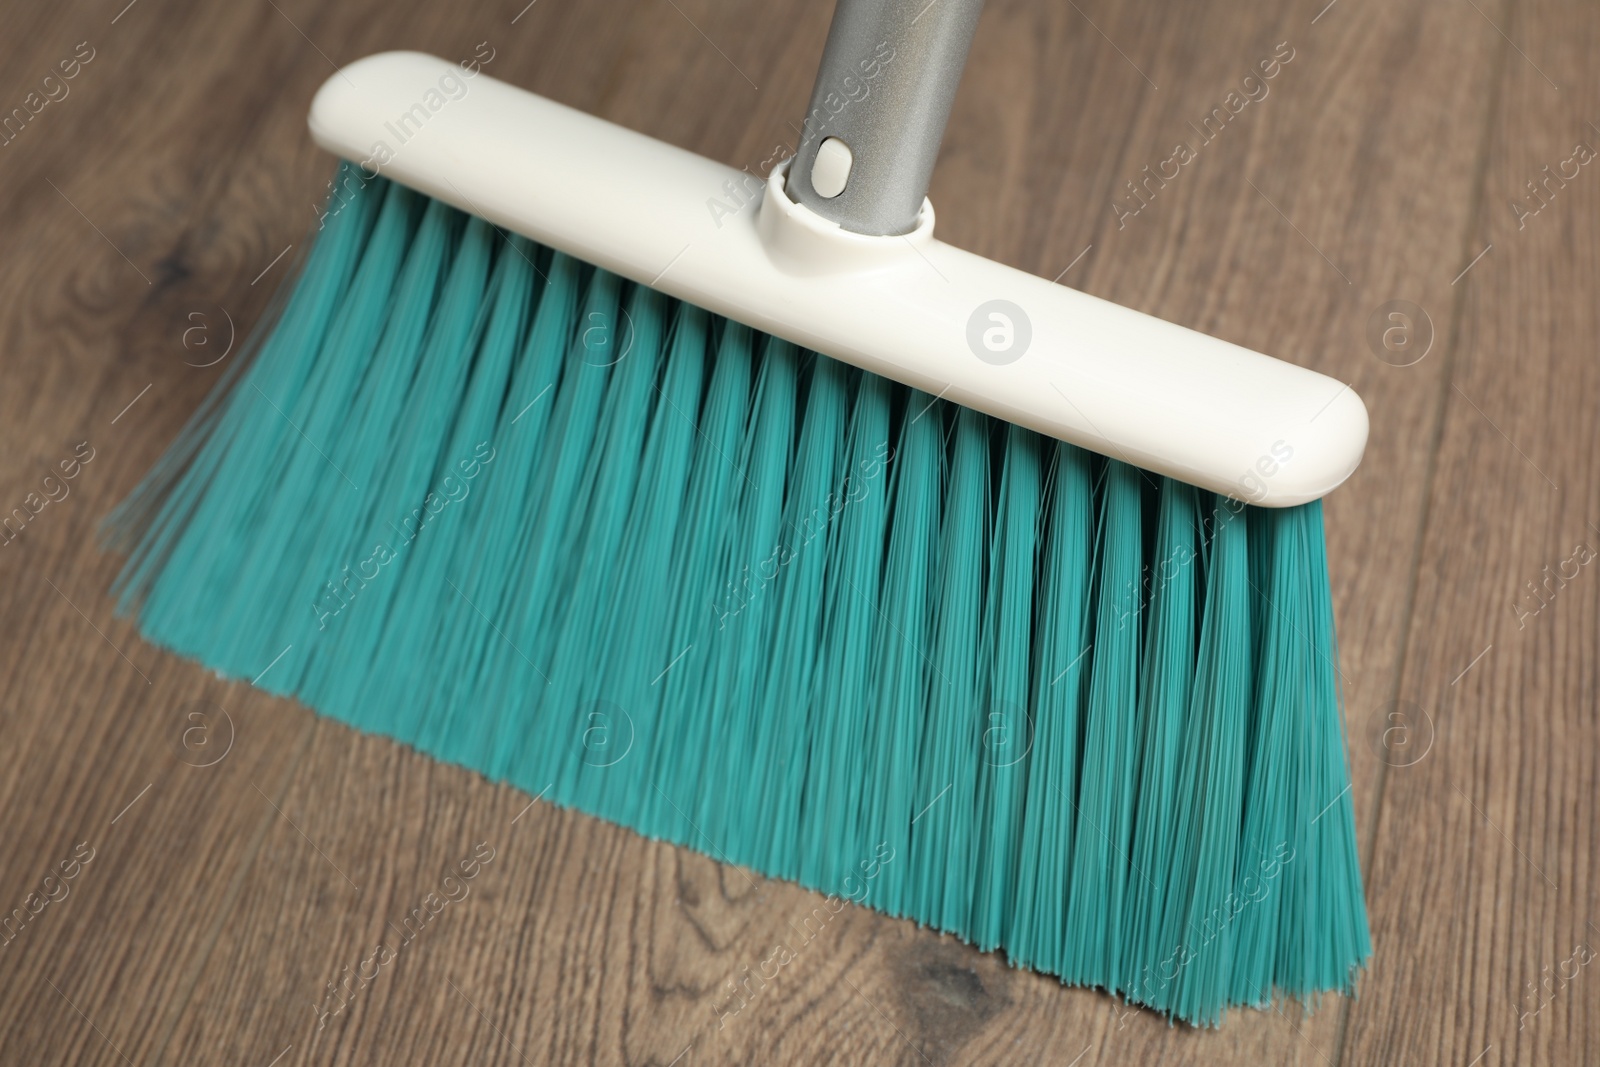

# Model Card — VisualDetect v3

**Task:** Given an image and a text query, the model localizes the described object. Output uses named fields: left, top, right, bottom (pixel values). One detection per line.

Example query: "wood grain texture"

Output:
left=1343, top=0, right=1600, bottom=1063
left=0, top=0, right=1591, bottom=1063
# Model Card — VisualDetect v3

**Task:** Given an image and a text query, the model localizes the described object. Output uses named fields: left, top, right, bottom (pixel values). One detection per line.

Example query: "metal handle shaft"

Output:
left=785, top=0, right=986, bottom=236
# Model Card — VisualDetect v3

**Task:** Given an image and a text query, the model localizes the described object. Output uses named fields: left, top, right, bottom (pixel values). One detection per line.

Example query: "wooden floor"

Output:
left=2, top=0, right=1596, bottom=1062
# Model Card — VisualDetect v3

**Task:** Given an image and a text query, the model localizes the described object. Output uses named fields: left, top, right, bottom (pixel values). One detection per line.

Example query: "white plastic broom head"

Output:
left=307, top=11, right=1366, bottom=508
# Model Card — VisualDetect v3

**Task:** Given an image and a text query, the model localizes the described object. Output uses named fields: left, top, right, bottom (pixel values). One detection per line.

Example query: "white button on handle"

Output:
left=810, top=137, right=853, bottom=198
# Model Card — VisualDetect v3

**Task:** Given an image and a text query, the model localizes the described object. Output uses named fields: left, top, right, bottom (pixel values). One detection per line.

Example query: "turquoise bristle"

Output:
left=970, top=423, right=1041, bottom=951
left=1122, top=480, right=1199, bottom=996
left=1160, top=502, right=1253, bottom=1025
left=105, top=164, right=1371, bottom=1026
left=750, top=355, right=848, bottom=880
left=1008, top=442, right=1093, bottom=975
left=798, top=370, right=892, bottom=889
left=858, top=388, right=941, bottom=918
left=1063, top=459, right=1144, bottom=991
left=908, top=406, right=989, bottom=933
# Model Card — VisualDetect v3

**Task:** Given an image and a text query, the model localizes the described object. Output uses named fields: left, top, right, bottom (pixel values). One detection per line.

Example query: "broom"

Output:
left=107, top=0, right=1371, bottom=1027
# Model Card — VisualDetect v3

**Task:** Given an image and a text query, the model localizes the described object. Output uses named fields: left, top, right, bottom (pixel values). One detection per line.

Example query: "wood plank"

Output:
left=1342, top=0, right=1600, bottom=1062
left=0, top=0, right=351, bottom=1060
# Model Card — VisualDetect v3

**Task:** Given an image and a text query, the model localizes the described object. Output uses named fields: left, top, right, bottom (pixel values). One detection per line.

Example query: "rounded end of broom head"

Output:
left=1233, top=382, right=1368, bottom=508
left=307, top=51, right=1368, bottom=508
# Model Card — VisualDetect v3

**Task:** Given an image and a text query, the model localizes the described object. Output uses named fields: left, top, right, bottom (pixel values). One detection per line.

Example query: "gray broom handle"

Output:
left=785, top=0, right=987, bottom=237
